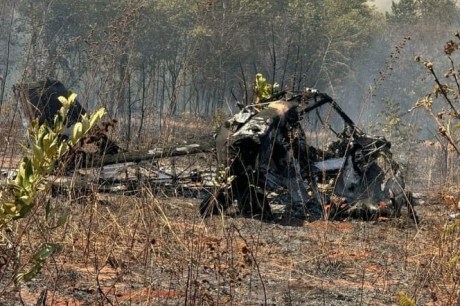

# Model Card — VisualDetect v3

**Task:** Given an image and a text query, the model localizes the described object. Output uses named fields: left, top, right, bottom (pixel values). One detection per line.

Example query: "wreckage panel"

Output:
left=14, top=79, right=87, bottom=129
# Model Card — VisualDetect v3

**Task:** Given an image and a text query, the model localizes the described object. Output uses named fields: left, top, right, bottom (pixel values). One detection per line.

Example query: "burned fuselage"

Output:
left=202, top=98, right=321, bottom=220
left=200, top=89, right=418, bottom=221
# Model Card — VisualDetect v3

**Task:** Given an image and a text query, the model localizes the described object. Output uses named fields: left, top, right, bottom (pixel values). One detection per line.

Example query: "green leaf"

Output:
left=32, top=243, right=62, bottom=262
left=19, top=195, right=31, bottom=205
left=57, top=96, right=69, bottom=106
left=57, top=143, right=69, bottom=157
left=15, top=160, right=26, bottom=185
left=17, top=203, right=33, bottom=218
left=67, top=92, right=78, bottom=105
left=3, top=202, right=17, bottom=214
left=72, top=122, right=83, bottom=144
left=89, top=108, right=107, bottom=128
left=15, top=264, right=42, bottom=283
left=81, top=115, right=90, bottom=133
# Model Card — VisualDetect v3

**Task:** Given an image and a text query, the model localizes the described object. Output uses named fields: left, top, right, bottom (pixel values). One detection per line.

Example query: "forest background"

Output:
left=0, top=0, right=460, bottom=185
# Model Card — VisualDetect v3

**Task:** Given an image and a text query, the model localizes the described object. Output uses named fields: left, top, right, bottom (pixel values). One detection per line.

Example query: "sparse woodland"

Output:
left=1, top=0, right=460, bottom=305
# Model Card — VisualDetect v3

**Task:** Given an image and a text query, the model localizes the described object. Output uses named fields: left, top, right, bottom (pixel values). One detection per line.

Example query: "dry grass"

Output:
left=1, top=117, right=460, bottom=305
left=0, top=104, right=25, bottom=170
left=0, top=188, right=459, bottom=305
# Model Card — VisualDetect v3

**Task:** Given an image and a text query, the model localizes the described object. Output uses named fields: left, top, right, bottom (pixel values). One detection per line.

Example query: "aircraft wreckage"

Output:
left=10, top=79, right=419, bottom=222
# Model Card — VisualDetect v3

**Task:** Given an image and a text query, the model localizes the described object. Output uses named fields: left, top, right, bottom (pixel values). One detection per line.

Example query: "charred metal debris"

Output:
left=200, top=89, right=420, bottom=222
left=12, top=80, right=420, bottom=222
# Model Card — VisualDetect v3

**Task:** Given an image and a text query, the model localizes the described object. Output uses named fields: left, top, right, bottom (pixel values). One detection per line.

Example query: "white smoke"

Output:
left=369, top=0, right=399, bottom=12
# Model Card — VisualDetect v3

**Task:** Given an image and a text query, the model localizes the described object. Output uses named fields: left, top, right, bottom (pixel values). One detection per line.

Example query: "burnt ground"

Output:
left=0, top=113, right=459, bottom=305
left=0, top=190, right=459, bottom=306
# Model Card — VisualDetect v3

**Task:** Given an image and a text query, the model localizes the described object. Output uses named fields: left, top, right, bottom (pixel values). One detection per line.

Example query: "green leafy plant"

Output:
left=254, top=73, right=278, bottom=104
left=0, top=92, right=106, bottom=225
left=0, top=91, right=106, bottom=282
left=14, top=243, right=63, bottom=283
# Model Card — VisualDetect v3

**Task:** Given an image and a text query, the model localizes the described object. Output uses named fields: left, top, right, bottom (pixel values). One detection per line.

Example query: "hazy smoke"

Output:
left=371, top=0, right=398, bottom=11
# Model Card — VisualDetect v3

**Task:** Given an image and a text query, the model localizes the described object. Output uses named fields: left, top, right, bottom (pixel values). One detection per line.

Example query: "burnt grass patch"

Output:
left=0, top=108, right=458, bottom=305
left=0, top=190, right=459, bottom=305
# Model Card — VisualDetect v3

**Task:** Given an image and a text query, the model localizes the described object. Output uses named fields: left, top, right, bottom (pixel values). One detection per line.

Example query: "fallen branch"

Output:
left=77, top=142, right=215, bottom=168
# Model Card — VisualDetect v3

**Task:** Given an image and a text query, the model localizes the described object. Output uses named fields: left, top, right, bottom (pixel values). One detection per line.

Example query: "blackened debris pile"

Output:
left=200, top=89, right=419, bottom=222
